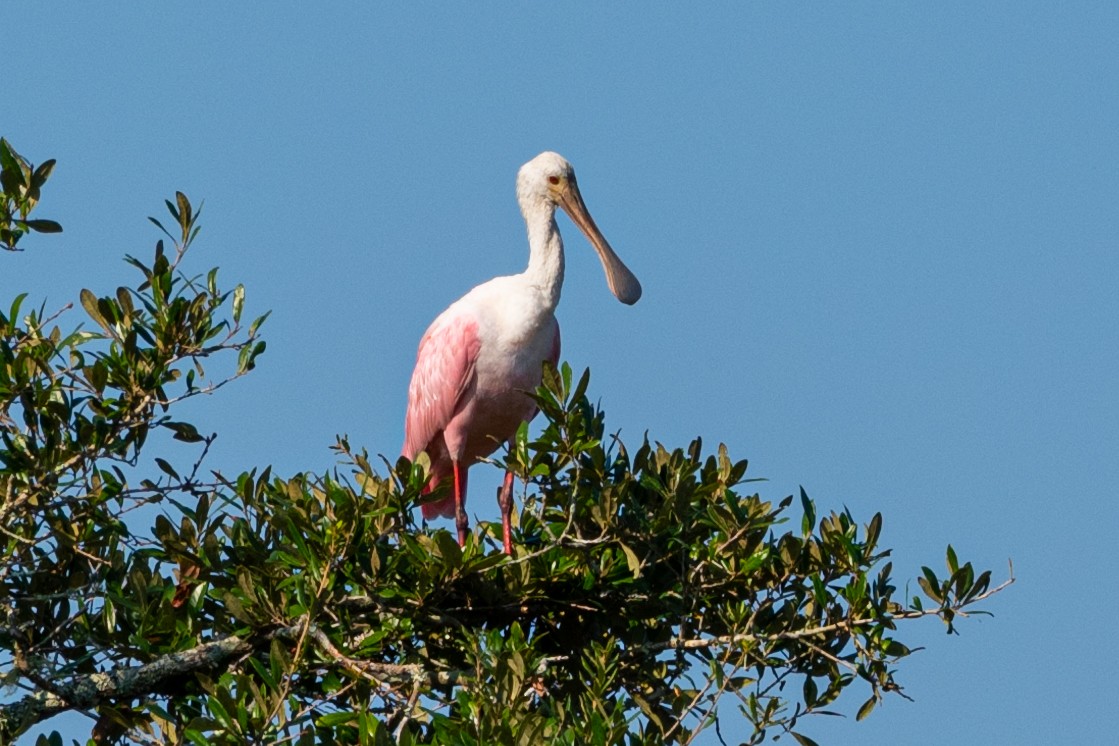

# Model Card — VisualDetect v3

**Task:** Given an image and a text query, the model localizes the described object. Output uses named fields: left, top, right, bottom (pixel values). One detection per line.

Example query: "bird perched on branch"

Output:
left=401, top=151, right=641, bottom=553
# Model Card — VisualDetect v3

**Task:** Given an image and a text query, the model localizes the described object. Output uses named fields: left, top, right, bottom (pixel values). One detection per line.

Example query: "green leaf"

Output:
left=866, top=512, right=882, bottom=549
left=967, top=570, right=992, bottom=600
left=148, top=216, right=174, bottom=240
left=164, top=421, right=204, bottom=443
left=165, top=198, right=180, bottom=223
left=882, top=638, right=911, bottom=657
left=115, top=287, right=134, bottom=321
left=183, top=729, right=213, bottom=746
left=23, top=219, right=62, bottom=233
left=856, top=695, right=877, bottom=721
left=249, top=310, right=271, bottom=337
left=155, top=458, right=179, bottom=480
left=237, top=340, right=266, bottom=373
left=741, top=546, right=769, bottom=573
left=32, top=158, right=56, bottom=187
left=232, top=284, right=245, bottom=324
left=802, top=677, right=818, bottom=708
left=8, top=292, right=27, bottom=324
left=176, top=191, right=192, bottom=232
left=953, top=562, right=974, bottom=600
left=620, top=542, right=642, bottom=579
left=1, top=227, right=20, bottom=249
left=572, top=366, right=592, bottom=403
left=316, top=711, right=356, bottom=727
left=1, top=163, right=26, bottom=192
left=921, top=566, right=940, bottom=591
left=917, top=575, right=942, bottom=604
left=800, top=486, right=815, bottom=535
left=0, top=137, right=17, bottom=170
left=206, top=695, right=233, bottom=729
left=83, top=360, right=108, bottom=393
left=80, top=289, right=112, bottom=334
left=810, top=573, right=827, bottom=607
left=433, top=529, right=463, bottom=567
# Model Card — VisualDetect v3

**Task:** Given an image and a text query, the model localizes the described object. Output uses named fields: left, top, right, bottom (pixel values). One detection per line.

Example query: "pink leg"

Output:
left=453, top=460, right=469, bottom=546
left=498, top=470, right=515, bottom=554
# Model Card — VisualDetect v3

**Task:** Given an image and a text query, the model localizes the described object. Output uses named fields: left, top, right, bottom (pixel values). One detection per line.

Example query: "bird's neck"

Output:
left=522, top=203, right=565, bottom=311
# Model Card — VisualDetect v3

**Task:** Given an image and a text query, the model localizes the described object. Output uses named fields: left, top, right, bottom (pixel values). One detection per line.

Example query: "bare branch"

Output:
left=0, top=635, right=253, bottom=739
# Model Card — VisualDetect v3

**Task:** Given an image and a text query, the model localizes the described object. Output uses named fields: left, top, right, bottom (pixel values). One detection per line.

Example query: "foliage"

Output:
left=1, top=139, right=62, bottom=252
left=0, top=140, right=1010, bottom=746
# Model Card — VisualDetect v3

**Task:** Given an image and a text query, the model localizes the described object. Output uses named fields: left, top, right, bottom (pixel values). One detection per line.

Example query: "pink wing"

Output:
left=402, top=310, right=482, bottom=463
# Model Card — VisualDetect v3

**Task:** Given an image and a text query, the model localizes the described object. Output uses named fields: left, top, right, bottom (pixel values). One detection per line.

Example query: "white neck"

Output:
left=521, top=200, right=565, bottom=311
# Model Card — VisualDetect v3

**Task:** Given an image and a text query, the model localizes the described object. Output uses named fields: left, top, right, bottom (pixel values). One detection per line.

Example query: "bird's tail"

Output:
left=417, top=462, right=462, bottom=520
left=421, top=495, right=456, bottom=520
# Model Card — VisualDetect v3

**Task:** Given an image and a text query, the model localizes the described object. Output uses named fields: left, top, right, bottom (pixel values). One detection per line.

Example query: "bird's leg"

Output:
left=498, top=470, right=515, bottom=554
left=453, top=461, right=469, bottom=547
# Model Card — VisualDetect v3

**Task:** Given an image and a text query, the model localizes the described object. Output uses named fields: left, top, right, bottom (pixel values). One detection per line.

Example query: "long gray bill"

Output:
left=560, top=180, right=642, bottom=305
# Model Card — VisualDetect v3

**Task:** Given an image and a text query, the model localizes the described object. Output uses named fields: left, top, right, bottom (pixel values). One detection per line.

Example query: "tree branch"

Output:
left=0, top=634, right=253, bottom=739
left=640, top=571, right=1015, bottom=656
left=0, top=616, right=462, bottom=741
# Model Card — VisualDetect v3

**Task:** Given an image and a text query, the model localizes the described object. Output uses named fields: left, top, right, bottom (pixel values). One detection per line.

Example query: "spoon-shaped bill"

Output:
left=558, top=180, right=642, bottom=305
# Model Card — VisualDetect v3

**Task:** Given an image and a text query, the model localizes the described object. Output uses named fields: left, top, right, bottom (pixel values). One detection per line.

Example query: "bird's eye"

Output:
left=548, top=176, right=560, bottom=185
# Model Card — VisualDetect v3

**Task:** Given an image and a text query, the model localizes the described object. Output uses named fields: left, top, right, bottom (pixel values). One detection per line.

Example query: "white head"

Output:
left=516, top=151, right=575, bottom=207
left=516, top=151, right=642, bottom=305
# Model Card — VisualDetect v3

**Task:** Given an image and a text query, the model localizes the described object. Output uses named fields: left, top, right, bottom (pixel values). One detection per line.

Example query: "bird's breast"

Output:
left=475, top=313, right=556, bottom=390
left=463, top=279, right=558, bottom=399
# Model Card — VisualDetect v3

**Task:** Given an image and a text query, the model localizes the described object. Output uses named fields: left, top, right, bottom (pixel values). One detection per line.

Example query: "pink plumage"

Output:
left=401, top=152, right=641, bottom=553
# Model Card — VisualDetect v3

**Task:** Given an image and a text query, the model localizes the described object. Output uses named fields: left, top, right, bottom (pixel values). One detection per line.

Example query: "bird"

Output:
left=401, top=151, right=641, bottom=554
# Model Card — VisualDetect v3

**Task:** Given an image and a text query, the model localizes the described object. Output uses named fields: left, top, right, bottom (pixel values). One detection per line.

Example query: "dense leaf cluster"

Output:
left=0, top=140, right=1007, bottom=746
left=0, top=140, right=62, bottom=252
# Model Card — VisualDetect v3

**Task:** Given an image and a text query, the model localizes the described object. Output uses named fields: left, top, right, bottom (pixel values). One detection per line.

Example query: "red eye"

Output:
left=548, top=176, right=560, bottom=185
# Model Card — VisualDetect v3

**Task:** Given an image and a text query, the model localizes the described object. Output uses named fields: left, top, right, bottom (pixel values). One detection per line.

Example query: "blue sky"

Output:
left=4, top=4, right=1117, bottom=744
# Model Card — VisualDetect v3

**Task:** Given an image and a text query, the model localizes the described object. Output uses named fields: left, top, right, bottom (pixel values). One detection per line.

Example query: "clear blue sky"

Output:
left=4, top=4, right=1117, bottom=744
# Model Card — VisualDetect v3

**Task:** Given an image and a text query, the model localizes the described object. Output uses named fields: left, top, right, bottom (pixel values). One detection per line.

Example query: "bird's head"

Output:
left=517, top=151, right=642, bottom=305
left=516, top=151, right=575, bottom=205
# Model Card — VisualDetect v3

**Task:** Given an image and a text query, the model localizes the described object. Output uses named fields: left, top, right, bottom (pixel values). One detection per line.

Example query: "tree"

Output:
left=0, top=140, right=1011, bottom=746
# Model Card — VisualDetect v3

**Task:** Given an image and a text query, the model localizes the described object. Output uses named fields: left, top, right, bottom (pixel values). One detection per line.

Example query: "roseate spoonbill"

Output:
left=402, top=151, right=641, bottom=554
